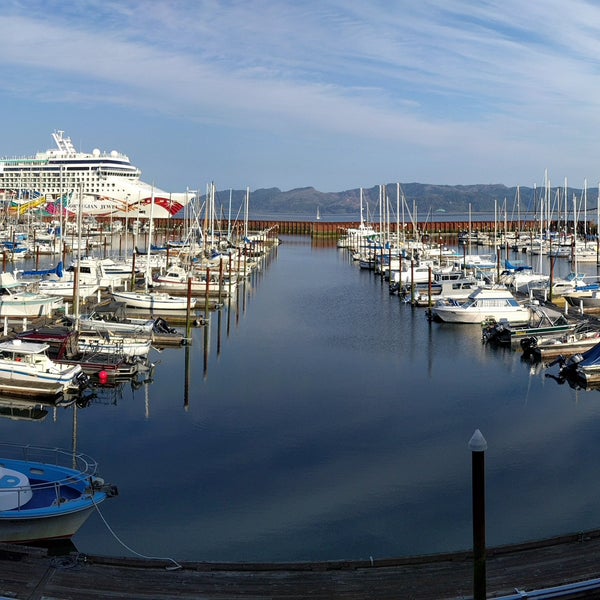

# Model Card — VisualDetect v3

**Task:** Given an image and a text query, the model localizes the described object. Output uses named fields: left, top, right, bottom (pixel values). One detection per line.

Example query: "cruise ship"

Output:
left=0, top=131, right=194, bottom=219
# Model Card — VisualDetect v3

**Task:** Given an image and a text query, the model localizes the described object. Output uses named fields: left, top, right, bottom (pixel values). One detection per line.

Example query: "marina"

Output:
left=2, top=226, right=600, bottom=598
left=2, top=210, right=600, bottom=597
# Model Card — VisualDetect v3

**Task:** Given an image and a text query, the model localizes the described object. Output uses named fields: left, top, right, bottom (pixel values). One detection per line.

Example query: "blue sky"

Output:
left=1, top=0, right=600, bottom=194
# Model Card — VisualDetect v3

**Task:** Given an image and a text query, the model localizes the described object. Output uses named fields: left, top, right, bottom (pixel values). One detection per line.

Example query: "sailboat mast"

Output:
left=244, top=187, right=250, bottom=239
left=396, top=183, right=400, bottom=247
left=359, top=188, right=364, bottom=227
left=146, top=186, right=155, bottom=289
left=227, top=188, right=232, bottom=241
left=73, top=184, right=83, bottom=325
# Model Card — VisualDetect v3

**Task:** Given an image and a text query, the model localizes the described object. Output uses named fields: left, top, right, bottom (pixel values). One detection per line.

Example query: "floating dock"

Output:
left=5, top=530, right=600, bottom=599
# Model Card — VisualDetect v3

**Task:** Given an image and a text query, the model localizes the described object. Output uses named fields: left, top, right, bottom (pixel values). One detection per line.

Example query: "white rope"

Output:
left=92, top=499, right=182, bottom=570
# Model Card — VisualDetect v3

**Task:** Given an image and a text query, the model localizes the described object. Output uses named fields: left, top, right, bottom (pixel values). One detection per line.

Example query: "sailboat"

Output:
left=316, top=206, right=321, bottom=221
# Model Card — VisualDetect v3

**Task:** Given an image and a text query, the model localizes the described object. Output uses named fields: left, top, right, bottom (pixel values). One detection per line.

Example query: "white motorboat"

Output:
left=77, top=302, right=155, bottom=336
left=408, top=272, right=483, bottom=306
left=111, top=290, right=196, bottom=310
left=152, top=265, right=236, bottom=296
left=0, top=339, right=89, bottom=398
left=430, top=286, right=531, bottom=325
left=76, top=333, right=152, bottom=357
left=0, top=273, right=62, bottom=317
left=37, top=279, right=100, bottom=299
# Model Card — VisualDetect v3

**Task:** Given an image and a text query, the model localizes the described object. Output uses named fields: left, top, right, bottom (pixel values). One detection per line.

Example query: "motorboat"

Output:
left=0, top=339, right=89, bottom=399
left=523, top=322, right=600, bottom=362
left=429, top=286, right=531, bottom=325
left=19, top=262, right=99, bottom=299
left=77, top=302, right=155, bottom=336
left=555, top=339, right=600, bottom=385
left=37, top=279, right=100, bottom=299
left=76, top=333, right=152, bottom=358
left=0, top=441, right=117, bottom=543
left=482, top=304, right=575, bottom=346
left=398, top=271, right=483, bottom=305
left=152, top=265, right=236, bottom=296
left=0, top=272, right=62, bottom=317
left=111, top=290, right=196, bottom=310
left=17, top=327, right=151, bottom=380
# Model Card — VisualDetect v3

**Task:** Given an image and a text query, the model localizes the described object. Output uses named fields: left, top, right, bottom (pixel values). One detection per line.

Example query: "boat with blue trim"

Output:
left=0, top=442, right=117, bottom=542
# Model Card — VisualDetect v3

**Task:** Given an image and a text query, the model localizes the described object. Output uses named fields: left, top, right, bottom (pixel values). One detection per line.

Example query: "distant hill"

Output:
left=204, top=183, right=592, bottom=220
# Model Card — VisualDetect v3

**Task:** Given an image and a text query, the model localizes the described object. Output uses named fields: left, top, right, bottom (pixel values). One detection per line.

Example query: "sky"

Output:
left=1, top=0, right=600, bottom=194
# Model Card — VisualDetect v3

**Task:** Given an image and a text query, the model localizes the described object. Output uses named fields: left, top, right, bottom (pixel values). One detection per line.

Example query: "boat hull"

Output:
left=0, top=298, right=61, bottom=317
left=112, top=291, right=196, bottom=310
left=0, top=505, right=97, bottom=543
left=0, top=444, right=116, bottom=543
left=77, top=336, right=151, bottom=357
left=564, top=293, right=600, bottom=310
left=431, top=307, right=531, bottom=325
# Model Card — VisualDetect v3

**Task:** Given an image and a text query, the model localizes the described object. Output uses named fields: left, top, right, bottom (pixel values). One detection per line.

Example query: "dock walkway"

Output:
left=5, top=530, right=600, bottom=599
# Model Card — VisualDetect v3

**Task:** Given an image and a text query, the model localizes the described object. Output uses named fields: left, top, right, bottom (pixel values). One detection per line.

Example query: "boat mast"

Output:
left=359, top=188, right=364, bottom=228
left=244, top=187, right=250, bottom=239
left=516, top=185, right=521, bottom=234
left=396, top=183, right=400, bottom=248
left=73, top=184, right=83, bottom=328
left=584, top=179, right=588, bottom=247
left=227, top=188, right=232, bottom=241
left=145, top=185, right=155, bottom=290
left=573, top=194, right=577, bottom=274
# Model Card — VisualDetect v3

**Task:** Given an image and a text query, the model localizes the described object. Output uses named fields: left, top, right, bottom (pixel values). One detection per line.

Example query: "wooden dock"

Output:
left=5, top=529, right=600, bottom=599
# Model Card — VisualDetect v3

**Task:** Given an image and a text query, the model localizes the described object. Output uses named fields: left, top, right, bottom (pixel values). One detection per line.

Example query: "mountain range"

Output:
left=206, top=183, right=593, bottom=219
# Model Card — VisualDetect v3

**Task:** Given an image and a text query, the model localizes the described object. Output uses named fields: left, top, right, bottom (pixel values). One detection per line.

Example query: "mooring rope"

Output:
left=92, top=499, right=183, bottom=570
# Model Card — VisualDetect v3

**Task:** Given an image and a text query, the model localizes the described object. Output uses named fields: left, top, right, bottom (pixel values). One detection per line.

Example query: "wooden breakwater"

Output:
left=91, top=217, right=599, bottom=239
left=235, top=220, right=599, bottom=238
left=234, top=220, right=498, bottom=237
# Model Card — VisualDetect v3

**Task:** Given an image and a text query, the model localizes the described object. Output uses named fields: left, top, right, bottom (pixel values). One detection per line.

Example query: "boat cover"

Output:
left=22, top=262, right=63, bottom=278
left=571, top=340, right=600, bottom=368
left=504, top=259, right=532, bottom=272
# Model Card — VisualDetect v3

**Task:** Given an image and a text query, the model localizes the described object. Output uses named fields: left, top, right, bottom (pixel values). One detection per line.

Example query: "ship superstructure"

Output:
left=0, top=131, right=193, bottom=219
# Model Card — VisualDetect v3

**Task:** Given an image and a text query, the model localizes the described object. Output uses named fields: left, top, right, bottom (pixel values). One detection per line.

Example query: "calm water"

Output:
left=4, top=236, right=600, bottom=563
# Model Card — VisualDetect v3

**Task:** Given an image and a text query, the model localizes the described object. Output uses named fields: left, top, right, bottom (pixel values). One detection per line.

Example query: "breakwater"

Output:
left=245, top=220, right=503, bottom=236
left=92, top=217, right=598, bottom=238
left=220, top=220, right=598, bottom=237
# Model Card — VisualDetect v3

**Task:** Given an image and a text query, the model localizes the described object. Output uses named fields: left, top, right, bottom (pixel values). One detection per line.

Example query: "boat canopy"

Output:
left=0, top=340, right=50, bottom=354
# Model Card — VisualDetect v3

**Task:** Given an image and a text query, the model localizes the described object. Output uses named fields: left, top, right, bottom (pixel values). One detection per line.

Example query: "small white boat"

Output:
left=152, top=265, right=236, bottom=296
left=78, top=302, right=155, bottom=336
left=76, top=333, right=152, bottom=357
left=0, top=273, right=62, bottom=317
left=0, top=339, right=89, bottom=398
left=37, top=279, right=100, bottom=299
left=112, top=290, right=196, bottom=310
left=0, top=442, right=117, bottom=543
left=430, top=286, right=531, bottom=325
